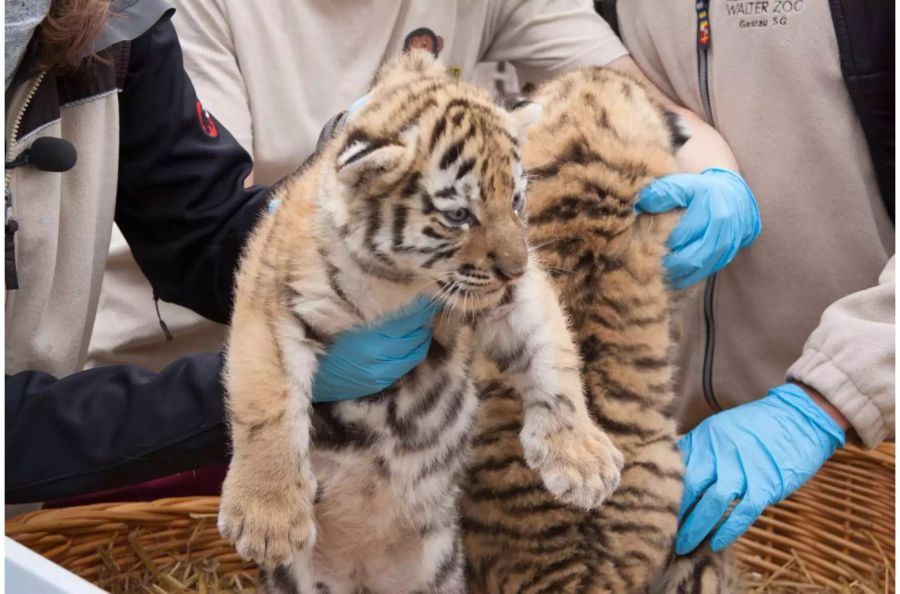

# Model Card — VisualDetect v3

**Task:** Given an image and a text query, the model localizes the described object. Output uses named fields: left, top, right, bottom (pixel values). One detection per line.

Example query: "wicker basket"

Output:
left=733, top=443, right=895, bottom=592
left=8, top=444, right=894, bottom=593
left=7, top=496, right=253, bottom=593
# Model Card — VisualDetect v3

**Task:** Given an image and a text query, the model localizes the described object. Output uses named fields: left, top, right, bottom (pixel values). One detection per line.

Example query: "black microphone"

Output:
left=5, top=137, right=77, bottom=172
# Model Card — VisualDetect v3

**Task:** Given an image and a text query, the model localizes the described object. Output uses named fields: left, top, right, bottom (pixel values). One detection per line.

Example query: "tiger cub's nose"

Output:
left=494, top=264, right=525, bottom=282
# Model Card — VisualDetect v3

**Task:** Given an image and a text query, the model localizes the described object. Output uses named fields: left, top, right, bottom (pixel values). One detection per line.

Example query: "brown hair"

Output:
left=37, top=0, right=112, bottom=73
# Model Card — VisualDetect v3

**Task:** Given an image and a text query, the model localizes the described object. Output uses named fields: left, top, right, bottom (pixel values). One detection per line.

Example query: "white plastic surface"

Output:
left=5, top=537, right=107, bottom=593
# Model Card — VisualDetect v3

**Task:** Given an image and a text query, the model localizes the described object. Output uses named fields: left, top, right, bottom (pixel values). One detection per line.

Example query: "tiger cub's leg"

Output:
left=218, top=302, right=320, bottom=569
left=463, top=379, right=594, bottom=594
left=416, top=525, right=466, bottom=594
left=479, top=265, right=624, bottom=510
left=423, top=532, right=465, bottom=594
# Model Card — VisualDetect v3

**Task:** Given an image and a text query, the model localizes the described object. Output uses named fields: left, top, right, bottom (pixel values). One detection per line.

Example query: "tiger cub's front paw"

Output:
left=218, top=474, right=316, bottom=568
left=521, top=415, right=624, bottom=510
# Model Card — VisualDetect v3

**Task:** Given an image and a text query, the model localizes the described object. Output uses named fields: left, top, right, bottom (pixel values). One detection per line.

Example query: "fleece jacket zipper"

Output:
left=5, top=72, right=46, bottom=291
left=695, top=0, right=723, bottom=412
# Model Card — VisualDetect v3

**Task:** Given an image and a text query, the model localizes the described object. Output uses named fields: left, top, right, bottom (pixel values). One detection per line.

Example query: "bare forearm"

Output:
left=607, top=56, right=739, bottom=173
left=793, top=381, right=851, bottom=431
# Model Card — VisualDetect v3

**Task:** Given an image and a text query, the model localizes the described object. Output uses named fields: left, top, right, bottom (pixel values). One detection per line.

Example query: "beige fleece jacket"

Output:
left=6, top=76, right=121, bottom=379
left=618, top=0, right=894, bottom=446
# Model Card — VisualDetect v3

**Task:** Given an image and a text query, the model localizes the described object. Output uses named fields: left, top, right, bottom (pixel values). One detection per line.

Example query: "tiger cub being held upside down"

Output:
left=219, top=51, right=624, bottom=594
left=463, top=68, right=734, bottom=593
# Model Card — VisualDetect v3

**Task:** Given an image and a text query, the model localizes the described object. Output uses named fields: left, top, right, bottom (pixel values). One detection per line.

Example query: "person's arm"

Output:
left=6, top=297, right=437, bottom=503
left=614, top=52, right=761, bottom=289
left=798, top=384, right=851, bottom=431
left=787, top=256, right=895, bottom=447
left=171, top=0, right=256, bottom=183
left=676, top=261, right=894, bottom=554
left=115, top=17, right=269, bottom=324
left=481, top=0, right=628, bottom=84
left=5, top=354, right=228, bottom=503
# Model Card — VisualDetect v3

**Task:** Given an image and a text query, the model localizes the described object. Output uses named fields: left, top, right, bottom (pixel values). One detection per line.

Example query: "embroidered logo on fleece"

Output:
left=403, top=27, right=444, bottom=57
left=723, top=0, right=807, bottom=30
left=195, top=100, right=218, bottom=138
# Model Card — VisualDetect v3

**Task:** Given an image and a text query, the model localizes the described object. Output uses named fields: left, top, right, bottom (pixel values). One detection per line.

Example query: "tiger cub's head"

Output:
left=321, top=50, right=542, bottom=311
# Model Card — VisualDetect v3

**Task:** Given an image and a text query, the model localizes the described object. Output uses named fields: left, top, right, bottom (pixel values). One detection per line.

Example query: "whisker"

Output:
left=542, top=265, right=574, bottom=275
left=528, top=237, right=570, bottom=251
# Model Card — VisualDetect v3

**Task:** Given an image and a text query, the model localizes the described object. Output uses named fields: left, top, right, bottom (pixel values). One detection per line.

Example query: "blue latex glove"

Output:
left=636, top=168, right=761, bottom=289
left=311, top=297, right=438, bottom=402
left=676, top=383, right=845, bottom=554
left=347, top=94, right=368, bottom=115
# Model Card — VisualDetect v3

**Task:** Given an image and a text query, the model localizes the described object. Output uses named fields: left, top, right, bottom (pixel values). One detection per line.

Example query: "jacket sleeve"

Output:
left=787, top=256, right=896, bottom=447
left=5, top=353, right=228, bottom=504
left=481, top=0, right=628, bottom=85
left=172, top=0, right=255, bottom=159
left=115, top=17, right=268, bottom=324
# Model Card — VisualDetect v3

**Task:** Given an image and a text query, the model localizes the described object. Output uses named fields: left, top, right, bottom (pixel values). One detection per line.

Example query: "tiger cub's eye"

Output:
left=444, top=207, right=471, bottom=224
left=512, top=192, right=525, bottom=214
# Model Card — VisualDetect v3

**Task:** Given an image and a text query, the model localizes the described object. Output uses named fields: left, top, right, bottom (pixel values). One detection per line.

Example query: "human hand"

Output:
left=636, top=168, right=761, bottom=289
left=312, top=297, right=438, bottom=402
left=676, top=383, right=845, bottom=554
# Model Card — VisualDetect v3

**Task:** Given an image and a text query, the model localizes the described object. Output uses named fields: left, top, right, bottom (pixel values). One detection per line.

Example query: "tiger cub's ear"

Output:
left=664, top=110, right=692, bottom=150
left=374, top=48, right=447, bottom=85
left=507, top=99, right=544, bottom=138
left=336, top=125, right=420, bottom=192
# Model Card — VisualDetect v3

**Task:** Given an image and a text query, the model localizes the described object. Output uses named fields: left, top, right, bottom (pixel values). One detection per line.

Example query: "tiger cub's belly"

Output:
left=310, top=450, right=437, bottom=588
left=312, top=451, right=412, bottom=542
left=308, top=323, right=477, bottom=585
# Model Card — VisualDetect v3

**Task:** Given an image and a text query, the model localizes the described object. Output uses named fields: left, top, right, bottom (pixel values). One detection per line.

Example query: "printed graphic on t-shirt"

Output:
left=403, top=27, right=444, bottom=56
left=723, top=0, right=805, bottom=30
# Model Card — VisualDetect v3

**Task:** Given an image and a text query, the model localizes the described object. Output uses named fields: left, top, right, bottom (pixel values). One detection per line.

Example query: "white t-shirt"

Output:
left=87, top=0, right=626, bottom=370
left=174, top=0, right=626, bottom=185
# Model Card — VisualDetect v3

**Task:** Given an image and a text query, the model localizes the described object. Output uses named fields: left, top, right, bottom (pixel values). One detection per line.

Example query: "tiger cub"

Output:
left=462, top=68, right=733, bottom=593
left=218, top=51, right=624, bottom=594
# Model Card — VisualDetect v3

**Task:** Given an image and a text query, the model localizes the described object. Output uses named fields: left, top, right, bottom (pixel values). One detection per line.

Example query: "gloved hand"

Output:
left=676, top=383, right=845, bottom=554
left=312, top=297, right=438, bottom=402
left=636, top=168, right=761, bottom=289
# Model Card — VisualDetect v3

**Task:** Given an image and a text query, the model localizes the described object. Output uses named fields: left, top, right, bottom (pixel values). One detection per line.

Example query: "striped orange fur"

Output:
left=219, top=52, right=624, bottom=594
left=462, top=68, right=735, bottom=594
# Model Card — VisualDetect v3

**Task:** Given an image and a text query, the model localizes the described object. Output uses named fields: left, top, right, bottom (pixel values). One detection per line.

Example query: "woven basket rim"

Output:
left=6, top=443, right=894, bottom=594
left=8, top=444, right=892, bottom=535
